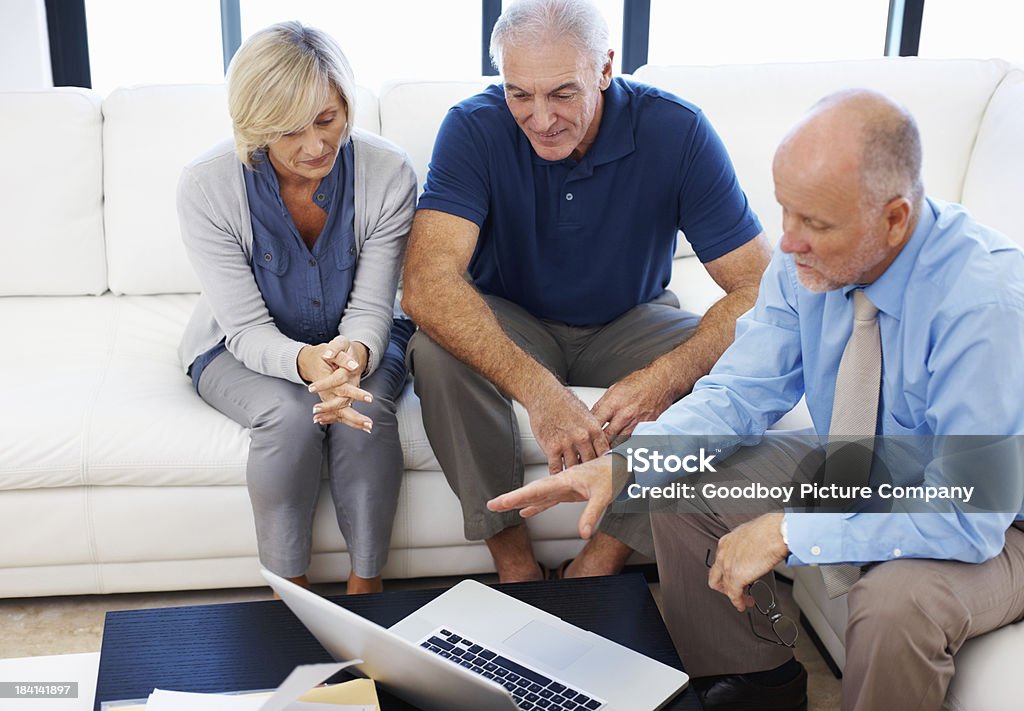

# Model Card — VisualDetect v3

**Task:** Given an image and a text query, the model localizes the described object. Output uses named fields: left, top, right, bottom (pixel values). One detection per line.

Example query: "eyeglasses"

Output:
left=705, top=549, right=799, bottom=648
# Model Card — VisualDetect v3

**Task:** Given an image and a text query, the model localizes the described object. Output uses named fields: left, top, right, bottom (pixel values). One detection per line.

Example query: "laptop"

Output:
left=262, top=569, right=688, bottom=710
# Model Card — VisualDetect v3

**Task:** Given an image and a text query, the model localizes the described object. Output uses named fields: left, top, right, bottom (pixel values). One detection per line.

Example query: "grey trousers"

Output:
left=407, top=291, right=699, bottom=552
left=197, top=326, right=410, bottom=579
left=650, top=434, right=1024, bottom=711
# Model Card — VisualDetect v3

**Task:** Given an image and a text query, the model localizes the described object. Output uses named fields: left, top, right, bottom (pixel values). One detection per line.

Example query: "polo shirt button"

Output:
left=312, top=299, right=321, bottom=307
left=565, top=192, right=573, bottom=201
left=810, top=545, right=822, bottom=556
left=308, top=258, right=316, bottom=267
left=316, top=193, right=325, bottom=202
left=264, top=253, right=272, bottom=262
left=892, top=548, right=902, bottom=557
left=349, top=246, right=356, bottom=255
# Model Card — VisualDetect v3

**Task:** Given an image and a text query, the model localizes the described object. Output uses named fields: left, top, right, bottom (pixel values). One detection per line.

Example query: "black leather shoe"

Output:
left=692, top=662, right=808, bottom=711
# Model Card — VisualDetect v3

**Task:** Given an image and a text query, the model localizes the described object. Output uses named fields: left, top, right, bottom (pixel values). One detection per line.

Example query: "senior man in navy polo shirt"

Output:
left=402, top=0, right=770, bottom=583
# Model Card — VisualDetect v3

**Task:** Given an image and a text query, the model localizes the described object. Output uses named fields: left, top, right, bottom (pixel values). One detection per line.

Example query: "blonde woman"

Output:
left=178, top=22, right=416, bottom=594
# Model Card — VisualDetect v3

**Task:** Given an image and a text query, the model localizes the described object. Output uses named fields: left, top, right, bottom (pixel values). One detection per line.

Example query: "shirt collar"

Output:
left=844, top=197, right=938, bottom=318
left=530, top=77, right=636, bottom=169
left=250, top=146, right=342, bottom=214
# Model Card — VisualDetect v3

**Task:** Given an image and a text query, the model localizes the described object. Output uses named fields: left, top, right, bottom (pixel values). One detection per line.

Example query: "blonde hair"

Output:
left=227, top=21, right=356, bottom=167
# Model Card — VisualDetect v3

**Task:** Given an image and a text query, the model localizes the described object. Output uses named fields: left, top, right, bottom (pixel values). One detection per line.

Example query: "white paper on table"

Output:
left=144, top=660, right=374, bottom=711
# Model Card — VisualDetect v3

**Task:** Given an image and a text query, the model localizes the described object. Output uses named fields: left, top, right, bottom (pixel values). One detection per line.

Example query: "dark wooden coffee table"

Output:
left=94, top=573, right=699, bottom=710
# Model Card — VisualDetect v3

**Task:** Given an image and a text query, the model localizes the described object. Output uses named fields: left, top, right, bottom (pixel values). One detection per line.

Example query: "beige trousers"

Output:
left=650, top=433, right=1024, bottom=711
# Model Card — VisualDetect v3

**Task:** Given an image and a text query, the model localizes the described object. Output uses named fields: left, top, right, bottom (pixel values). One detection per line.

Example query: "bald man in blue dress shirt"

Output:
left=490, top=90, right=1024, bottom=711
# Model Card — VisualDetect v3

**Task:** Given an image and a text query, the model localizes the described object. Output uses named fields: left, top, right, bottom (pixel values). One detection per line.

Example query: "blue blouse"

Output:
left=190, top=142, right=357, bottom=389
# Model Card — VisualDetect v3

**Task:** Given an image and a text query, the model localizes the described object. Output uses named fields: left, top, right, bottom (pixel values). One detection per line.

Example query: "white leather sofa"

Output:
left=2, top=54, right=1022, bottom=710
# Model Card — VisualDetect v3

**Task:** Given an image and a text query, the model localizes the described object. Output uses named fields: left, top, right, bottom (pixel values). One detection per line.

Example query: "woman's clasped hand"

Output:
left=300, top=335, right=375, bottom=432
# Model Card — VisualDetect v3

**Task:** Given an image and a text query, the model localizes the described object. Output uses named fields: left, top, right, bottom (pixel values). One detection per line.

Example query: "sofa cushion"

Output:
left=0, top=88, right=106, bottom=296
left=0, top=293, right=582, bottom=490
left=102, top=84, right=380, bottom=296
left=962, top=68, right=1024, bottom=248
left=635, top=58, right=1010, bottom=247
left=379, top=79, right=492, bottom=191
left=0, top=295, right=246, bottom=490
left=943, top=620, right=1024, bottom=711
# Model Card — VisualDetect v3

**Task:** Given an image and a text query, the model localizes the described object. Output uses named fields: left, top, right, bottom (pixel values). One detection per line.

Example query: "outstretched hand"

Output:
left=487, top=455, right=619, bottom=540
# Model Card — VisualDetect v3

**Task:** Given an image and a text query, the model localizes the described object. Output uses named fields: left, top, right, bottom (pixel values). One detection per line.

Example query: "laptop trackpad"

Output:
left=503, top=620, right=593, bottom=671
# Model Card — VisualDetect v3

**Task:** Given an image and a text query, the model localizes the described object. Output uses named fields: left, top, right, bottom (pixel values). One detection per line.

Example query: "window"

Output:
left=918, top=0, right=1024, bottom=61
left=85, top=0, right=224, bottom=97
left=647, top=0, right=891, bottom=66
left=240, top=1, right=483, bottom=92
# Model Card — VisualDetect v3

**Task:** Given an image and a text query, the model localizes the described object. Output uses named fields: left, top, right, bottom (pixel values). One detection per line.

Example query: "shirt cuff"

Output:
left=278, top=340, right=306, bottom=384
left=783, top=512, right=846, bottom=566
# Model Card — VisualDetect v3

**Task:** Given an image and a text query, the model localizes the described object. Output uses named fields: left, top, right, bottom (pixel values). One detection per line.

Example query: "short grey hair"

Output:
left=861, top=108, right=924, bottom=212
left=490, top=0, right=610, bottom=75
left=227, top=21, right=357, bottom=167
left=805, top=89, right=925, bottom=215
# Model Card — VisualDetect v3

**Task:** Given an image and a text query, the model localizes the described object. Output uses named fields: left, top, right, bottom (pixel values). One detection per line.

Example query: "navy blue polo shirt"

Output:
left=417, top=77, right=762, bottom=325
left=190, top=143, right=357, bottom=389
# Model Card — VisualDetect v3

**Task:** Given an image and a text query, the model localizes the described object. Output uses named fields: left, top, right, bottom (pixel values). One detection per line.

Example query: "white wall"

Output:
left=0, top=0, right=52, bottom=90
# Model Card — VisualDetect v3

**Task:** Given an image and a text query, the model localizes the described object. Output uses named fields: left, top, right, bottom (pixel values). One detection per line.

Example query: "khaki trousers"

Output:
left=407, top=291, right=699, bottom=554
left=650, top=433, right=1024, bottom=711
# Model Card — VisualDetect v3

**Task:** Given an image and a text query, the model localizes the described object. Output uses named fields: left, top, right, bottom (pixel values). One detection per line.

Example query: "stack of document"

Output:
left=105, top=662, right=378, bottom=711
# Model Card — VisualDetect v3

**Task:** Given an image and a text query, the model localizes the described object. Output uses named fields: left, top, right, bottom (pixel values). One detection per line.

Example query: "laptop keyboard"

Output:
left=419, top=628, right=606, bottom=710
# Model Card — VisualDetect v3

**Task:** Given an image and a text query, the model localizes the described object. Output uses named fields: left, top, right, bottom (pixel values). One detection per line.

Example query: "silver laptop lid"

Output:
left=261, top=568, right=518, bottom=711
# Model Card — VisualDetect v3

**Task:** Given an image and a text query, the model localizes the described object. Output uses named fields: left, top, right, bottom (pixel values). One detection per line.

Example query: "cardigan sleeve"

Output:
left=338, top=136, right=418, bottom=376
left=177, top=161, right=306, bottom=383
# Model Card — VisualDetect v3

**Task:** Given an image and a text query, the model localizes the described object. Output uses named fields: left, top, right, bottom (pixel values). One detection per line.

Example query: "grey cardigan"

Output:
left=177, top=129, right=417, bottom=383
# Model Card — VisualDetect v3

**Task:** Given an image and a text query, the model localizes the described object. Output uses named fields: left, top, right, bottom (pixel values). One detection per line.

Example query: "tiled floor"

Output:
left=0, top=574, right=841, bottom=709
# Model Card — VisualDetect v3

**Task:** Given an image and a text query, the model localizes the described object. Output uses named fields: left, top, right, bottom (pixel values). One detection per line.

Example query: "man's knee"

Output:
left=407, top=330, right=502, bottom=413
left=847, top=562, right=961, bottom=646
left=650, top=509, right=716, bottom=552
left=407, top=331, right=469, bottom=382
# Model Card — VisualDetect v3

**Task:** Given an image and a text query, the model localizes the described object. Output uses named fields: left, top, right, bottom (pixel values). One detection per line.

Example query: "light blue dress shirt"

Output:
left=631, top=198, right=1024, bottom=566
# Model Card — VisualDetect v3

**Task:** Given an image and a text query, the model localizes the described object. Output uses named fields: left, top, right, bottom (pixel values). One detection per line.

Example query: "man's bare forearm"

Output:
left=643, top=284, right=760, bottom=401
left=408, top=273, right=559, bottom=405
left=403, top=208, right=564, bottom=406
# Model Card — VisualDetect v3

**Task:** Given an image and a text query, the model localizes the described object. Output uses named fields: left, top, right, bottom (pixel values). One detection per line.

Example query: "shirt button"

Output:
left=308, top=258, right=316, bottom=267
left=316, top=193, right=326, bottom=202
left=810, top=545, right=822, bottom=556
left=565, top=192, right=573, bottom=201
left=349, top=246, right=356, bottom=255
left=263, top=253, right=272, bottom=262
left=892, top=548, right=902, bottom=557
left=312, top=299, right=321, bottom=307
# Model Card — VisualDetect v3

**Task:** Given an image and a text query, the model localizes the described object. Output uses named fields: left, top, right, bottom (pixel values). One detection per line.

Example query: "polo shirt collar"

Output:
left=844, top=197, right=938, bottom=319
left=531, top=77, right=636, bottom=169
